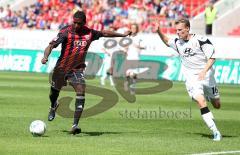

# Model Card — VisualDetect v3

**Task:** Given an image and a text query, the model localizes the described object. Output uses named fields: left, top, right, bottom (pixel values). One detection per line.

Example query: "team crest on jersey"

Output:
left=183, top=48, right=196, bottom=57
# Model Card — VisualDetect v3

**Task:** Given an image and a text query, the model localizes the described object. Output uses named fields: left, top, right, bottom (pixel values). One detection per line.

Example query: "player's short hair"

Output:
left=175, top=18, right=190, bottom=28
left=73, top=11, right=86, bottom=23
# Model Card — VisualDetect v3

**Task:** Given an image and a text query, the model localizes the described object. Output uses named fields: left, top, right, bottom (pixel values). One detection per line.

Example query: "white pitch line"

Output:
left=191, top=150, right=240, bottom=155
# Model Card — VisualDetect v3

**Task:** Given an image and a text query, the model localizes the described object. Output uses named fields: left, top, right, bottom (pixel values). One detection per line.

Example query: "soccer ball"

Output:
left=29, top=120, right=46, bottom=136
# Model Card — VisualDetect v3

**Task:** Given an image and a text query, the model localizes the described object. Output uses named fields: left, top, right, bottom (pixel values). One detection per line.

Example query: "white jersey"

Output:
left=126, top=34, right=142, bottom=60
left=168, top=34, right=215, bottom=75
left=168, top=34, right=219, bottom=100
left=102, top=38, right=121, bottom=61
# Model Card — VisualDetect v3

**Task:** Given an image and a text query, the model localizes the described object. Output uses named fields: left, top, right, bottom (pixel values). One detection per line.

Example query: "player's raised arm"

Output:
left=101, top=30, right=132, bottom=38
left=156, top=25, right=170, bottom=47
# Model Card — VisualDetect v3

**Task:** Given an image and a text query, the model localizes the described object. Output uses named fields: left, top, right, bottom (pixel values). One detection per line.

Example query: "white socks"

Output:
left=202, top=111, right=218, bottom=133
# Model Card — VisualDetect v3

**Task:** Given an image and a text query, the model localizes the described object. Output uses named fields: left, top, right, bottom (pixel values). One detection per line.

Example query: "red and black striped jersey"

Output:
left=50, top=25, right=103, bottom=72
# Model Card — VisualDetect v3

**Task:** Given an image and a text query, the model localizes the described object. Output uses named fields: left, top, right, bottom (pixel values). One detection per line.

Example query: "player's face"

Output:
left=131, top=25, right=138, bottom=35
left=175, top=23, right=189, bottom=40
left=73, top=19, right=85, bottom=32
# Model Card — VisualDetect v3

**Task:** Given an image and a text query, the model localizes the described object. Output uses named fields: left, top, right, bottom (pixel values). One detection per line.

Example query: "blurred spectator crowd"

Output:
left=0, top=0, right=189, bottom=33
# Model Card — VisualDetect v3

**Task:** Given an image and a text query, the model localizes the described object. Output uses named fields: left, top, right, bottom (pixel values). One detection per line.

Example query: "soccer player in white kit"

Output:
left=124, top=23, right=145, bottom=94
left=100, top=39, right=116, bottom=86
left=157, top=18, right=221, bottom=141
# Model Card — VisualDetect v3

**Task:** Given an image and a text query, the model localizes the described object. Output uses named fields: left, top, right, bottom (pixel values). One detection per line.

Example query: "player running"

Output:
left=124, top=23, right=145, bottom=94
left=41, top=11, right=131, bottom=135
left=156, top=18, right=221, bottom=141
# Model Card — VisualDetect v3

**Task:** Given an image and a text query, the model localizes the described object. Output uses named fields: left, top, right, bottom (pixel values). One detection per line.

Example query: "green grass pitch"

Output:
left=0, top=71, right=239, bottom=155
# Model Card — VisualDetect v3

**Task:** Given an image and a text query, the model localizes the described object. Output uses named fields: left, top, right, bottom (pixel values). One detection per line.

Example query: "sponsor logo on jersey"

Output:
left=183, top=48, right=196, bottom=57
left=74, top=40, right=87, bottom=47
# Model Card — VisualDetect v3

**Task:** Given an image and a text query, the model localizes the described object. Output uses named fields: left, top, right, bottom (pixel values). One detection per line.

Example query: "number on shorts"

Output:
left=212, top=86, right=218, bottom=95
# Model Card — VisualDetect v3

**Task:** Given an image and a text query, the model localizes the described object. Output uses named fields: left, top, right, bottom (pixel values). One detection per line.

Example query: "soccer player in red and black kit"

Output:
left=41, top=11, right=131, bottom=134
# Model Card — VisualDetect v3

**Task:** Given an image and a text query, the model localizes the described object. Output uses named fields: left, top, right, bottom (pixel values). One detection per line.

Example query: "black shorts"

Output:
left=206, top=24, right=212, bottom=35
left=51, top=69, right=85, bottom=90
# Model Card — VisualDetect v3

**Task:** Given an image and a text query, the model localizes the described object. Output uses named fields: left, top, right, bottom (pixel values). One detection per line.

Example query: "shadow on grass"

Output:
left=186, top=132, right=238, bottom=139
left=81, top=131, right=122, bottom=136
left=31, top=135, right=49, bottom=138
left=61, top=130, right=122, bottom=136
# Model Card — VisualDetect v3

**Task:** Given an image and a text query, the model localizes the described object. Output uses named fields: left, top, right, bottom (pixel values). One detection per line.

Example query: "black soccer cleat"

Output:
left=69, top=125, right=81, bottom=135
left=48, top=102, right=59, bottom=121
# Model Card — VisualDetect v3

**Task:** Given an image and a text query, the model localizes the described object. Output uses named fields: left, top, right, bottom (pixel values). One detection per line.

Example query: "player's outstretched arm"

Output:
left=41, top=44, right=54, bottom=64
left=157, top=26, right=170, bottom=47
left=101, top=30, right=132, bottom=37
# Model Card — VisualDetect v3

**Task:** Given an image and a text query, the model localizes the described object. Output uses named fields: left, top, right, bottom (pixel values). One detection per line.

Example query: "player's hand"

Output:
left=41, top=57, right=48, bottom=64
left=124, top=30, right=132, bottom=37
left=152, top=20, right=161, bottom=33
left=198, top=71, right=206, bottom=81
left=156, top=24, right=162, bottom=34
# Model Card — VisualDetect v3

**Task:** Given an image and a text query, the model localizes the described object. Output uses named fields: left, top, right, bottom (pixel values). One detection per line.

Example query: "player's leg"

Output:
left=210, top=98, right=221, bottom=109
left=107, top=71, right=115, bottom=86
left=109, top=59, right=115, bottom=86
left=48, top=69, right=65, bottom=121
left=124, top=70, right=131, bottom=91
left=68, top=70, right=86, bottom=134
left=186, top=82, right=221, bottom=141
left=108, top=67, right=115, bottom=86
left=204, top=85, right=221, bottom=109
left=48, top=87, right=60, bottom=121
left=70, top=83, right=85, bottom=134
left=195, top=94, right=221, bottom=141
left=129, top=73, right=137, bottom=95
left=101, top=58, right=112, bottom=86
left=100, top=64, right=107, bottom=85
left=101, top=74, right=107, bottom=85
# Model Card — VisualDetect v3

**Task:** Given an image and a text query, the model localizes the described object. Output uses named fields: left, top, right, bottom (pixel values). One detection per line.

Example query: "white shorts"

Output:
left=185, top=71, right=220, bottom=100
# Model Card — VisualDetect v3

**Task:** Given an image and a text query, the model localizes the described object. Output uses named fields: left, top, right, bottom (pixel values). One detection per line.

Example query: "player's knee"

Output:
left=211, top=99, right=221, bottom=109
left=76, top=90, right=85, bottom=94
left=214, top=104, right=221, bottom=109
left=195, top=95, right=207, bottom=108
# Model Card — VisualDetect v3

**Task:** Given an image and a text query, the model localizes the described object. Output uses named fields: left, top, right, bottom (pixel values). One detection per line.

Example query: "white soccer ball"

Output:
left=29, top=120, right=46, bottom=136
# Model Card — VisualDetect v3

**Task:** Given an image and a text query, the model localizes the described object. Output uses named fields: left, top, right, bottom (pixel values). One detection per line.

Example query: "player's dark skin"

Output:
left=41, top=14, right=132, bottom=134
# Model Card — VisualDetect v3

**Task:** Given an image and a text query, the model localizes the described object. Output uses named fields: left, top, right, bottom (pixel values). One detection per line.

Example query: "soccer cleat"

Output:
left=213, top=130, right=222, bottom=141
left=69, top=125, right=81, bottom=135
left=48, top=101, right=59, bottom=121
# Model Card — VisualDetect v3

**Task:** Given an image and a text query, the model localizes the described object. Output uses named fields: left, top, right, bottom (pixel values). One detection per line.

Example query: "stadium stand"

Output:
left=228, top=26, right=240, bottom=36
left=183, top=0, right=208, bottom=17
left=0, top=0, right=219, bottom=34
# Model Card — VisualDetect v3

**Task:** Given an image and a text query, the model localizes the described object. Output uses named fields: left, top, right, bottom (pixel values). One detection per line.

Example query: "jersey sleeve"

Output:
left=49, top=31, right=67, bottom=48
left=198, top=37, right=215, bottom=59
left=167, top=38, right=178, bottom=52
left=91, top=29, right=104, bottom=41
